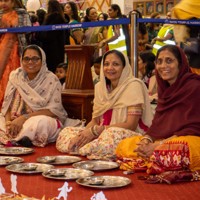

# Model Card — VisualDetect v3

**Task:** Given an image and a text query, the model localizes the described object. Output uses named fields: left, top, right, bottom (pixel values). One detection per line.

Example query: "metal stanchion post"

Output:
left=130, top=11, right=138, bottom=77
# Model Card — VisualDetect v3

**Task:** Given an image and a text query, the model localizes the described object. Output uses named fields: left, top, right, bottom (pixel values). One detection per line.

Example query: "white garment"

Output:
left=14, top=115, right=60, bottom=147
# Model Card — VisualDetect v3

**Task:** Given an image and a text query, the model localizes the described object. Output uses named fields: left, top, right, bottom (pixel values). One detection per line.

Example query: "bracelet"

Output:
left=93, top=125, right=99, bottom=137
left=89, top=126, right=98, bottom=137
left=140, top=136, right=153, bottom=143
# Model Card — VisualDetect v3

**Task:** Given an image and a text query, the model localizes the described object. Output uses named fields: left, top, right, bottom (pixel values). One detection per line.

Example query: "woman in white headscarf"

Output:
left=0, top=45, right=67, bottom=147
left=56, top=49, right=153, bottom=160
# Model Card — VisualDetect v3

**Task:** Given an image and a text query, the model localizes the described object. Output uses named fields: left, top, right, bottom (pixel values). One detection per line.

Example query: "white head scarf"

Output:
left=1, top=45, right=67, bottom=124
left=92, top=50, right=153, bottom=128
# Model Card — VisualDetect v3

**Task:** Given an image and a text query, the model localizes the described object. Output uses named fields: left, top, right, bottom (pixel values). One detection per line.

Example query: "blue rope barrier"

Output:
left=1, top=17, right=200, bottom=34
left=0, top=18, right=130, bottom=33
left=138, top=18, right=200, bottom=26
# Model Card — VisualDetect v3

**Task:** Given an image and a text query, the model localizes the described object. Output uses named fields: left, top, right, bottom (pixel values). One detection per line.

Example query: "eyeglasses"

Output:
left=155, top=58, right=176, bottom=65
left=22, top=56, right=41, bottom=63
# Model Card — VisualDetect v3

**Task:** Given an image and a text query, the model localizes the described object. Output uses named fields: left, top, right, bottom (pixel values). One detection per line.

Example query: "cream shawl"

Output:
left=1, top=46, right=67, bottom=124
left=92, top=50, right=153, bottom=128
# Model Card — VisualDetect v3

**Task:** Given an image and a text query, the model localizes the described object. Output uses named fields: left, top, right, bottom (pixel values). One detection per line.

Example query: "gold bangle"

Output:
left=93, top=125, right=99, bottom=137
left=89, top=126, right=98, bottom=137
left=141, top=136, right=153, bottom=143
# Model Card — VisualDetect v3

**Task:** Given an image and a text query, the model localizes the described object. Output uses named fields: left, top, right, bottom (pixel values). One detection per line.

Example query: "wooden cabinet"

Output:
left=62, top=89, right=94, bottom=124
left=62, top=45, right=95, bottom=124
left=64, top=45, right=95, bottom=90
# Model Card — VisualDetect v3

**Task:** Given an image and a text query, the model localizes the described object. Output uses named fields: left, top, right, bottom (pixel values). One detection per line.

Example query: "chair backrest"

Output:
left=64, top=45, right=95, bottom=89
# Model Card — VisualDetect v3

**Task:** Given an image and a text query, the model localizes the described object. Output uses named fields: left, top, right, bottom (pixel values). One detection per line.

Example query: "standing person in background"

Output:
left=36, top=8, right=46, bottom=25
left=64, top=1, right=84, bottom=45
left=133, top=9, right=149, bottom=53
left=37, top=0, right=66, bottom=73
left=99, top=4, right=130, bottom=58
left=146, top=12, right=161, bottom=50
left=98, top=12, right=108, bottom=21
left=82, top=7, right=107, bottom=59
left=0, top=0, right=31, bottom=109
left=151, top=12, right=175, bottom=55
left=28, top=13, right=40, bottom=45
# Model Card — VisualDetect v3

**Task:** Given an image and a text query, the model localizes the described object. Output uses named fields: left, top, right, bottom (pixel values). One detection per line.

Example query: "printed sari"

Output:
left=116, top=135, right=200, bottom=174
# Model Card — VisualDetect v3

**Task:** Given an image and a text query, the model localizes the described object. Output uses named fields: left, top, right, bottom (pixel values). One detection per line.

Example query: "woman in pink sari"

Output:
left=56, top=50, right=153, bottom=160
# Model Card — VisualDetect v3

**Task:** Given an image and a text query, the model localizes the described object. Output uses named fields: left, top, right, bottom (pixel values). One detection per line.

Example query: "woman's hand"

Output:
left=8, top=116, right=26, bottom=137
left=68, top=128, right=95, bottom=152
left=98, top=40, right=106, bottom=48
left=151, top=37, right=157, bottom=44
left=134, top=139, right=158, bottom=159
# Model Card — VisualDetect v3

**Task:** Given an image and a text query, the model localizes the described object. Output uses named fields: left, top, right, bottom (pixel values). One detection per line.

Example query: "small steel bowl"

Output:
left=86, top=177, right=104, bottom=185
left=22, top=164, right=37, bottom=171
left=49, top=169, right=66, bottom=177
left=81, top=163, right=94, bottom=170
left=42, top=156, right=56, bottom=163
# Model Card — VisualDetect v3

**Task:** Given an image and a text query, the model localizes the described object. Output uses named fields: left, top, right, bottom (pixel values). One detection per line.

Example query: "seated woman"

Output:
left=0, top=45, right=67, bottom=147
left=56, top=50, right=153, bottom=160
left=138, top=51, right=158, bottom=102
left=116, top=45, right=200, bottom=174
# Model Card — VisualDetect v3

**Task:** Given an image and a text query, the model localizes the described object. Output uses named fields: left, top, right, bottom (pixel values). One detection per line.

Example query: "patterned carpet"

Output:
left=0, top=143, right=199, bottom=200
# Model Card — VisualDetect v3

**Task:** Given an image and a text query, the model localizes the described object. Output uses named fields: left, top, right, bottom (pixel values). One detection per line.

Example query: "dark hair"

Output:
left=36, top=9, right=46, bottom=25
left=109, top=4, right=130, bottom=57
left=150, top=12, right=160, bottom=18
left=29, top=14, right=38, bottom=24
left=22, top=45, right=42, bottom=59
left=103, top=50, right=126, bottom=67
left=156, top=45, right=182, bottom=67
left=83, top=7, right=96, bottom=22
left=98, top=12, right=108, bottom=21
left=65, top=1, right=80, bottom=21
left=14, top=0, right=26, bottom=9
left=139, top=51, right=155, bottom=78
left=132, top=9, right=147, bottom=35
left=47, top=0, right=65, bottom=19
left=110, top=4, right=122, bottom=18
left=93, top=56, right=103, bottom=65
left=57, top=62, right=68, bottom=70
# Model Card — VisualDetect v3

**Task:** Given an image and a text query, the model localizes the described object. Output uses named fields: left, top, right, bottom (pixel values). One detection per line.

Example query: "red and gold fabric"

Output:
left=116, top=135, right=200, bottom=174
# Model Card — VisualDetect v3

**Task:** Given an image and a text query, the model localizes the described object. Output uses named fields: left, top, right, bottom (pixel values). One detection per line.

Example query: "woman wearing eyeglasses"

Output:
left=116, top=45, right=200, bottom=176
left=0, top=45, right=67, bottom=147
